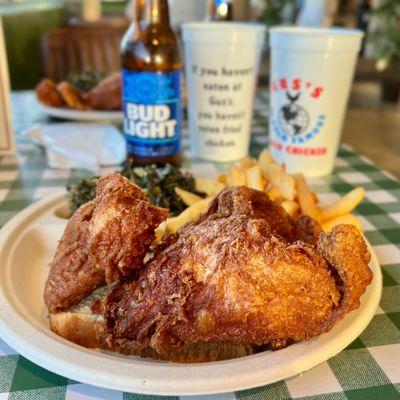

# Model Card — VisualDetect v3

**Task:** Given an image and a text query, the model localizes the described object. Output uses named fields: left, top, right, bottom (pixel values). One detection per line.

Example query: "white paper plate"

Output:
left=41, top=105, right=123, bottom=123
left=0, top=191, right=382, bottom=396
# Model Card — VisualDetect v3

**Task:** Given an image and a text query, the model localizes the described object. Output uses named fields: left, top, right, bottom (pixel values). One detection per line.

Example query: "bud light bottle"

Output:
left=121, top=0, right=182, bottom=166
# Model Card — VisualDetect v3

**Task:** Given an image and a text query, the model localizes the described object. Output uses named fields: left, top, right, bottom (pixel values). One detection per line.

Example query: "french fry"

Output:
left=267, top=164, right=296, bottom=201
left=258, top=148, right=296, bottom=200
left=320, top=187, right=365, bottom=222
left=281, top=200, right=300, bottom=217
left=258, top=148, right=274, bottom=175
left=195, top=178, right=225, bottom=197
left=153, top=220, right=167, bottom=245
left=166, top=197, right=213, bottom=234
left=259, top=161, right=276, bottom=180
left=228, top=165, right=246, bottom=186
left=266, top=186, right=283, bottom=201
left=239, top=157, right=257, bottom=170
left=294, top=174, right=321, bottom=222
left=277, top=176, right=296, bottom=201
left=217, top=173, right=228, bottom=185
left=175, top=187, right=203, bottom=206
left=261, top=178, right=268, bottom=189
left=311, top=191, right=319, bottom=204
left=245, top=165, right=264, bottom=191
left=322, top=213, right=362, bottom=233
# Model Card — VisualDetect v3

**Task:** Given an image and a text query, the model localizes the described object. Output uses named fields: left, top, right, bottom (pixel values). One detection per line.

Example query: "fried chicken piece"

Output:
left=294, top=214, right=323, bottom=246
left=57, top=82, right=86, bottom=110
left=44, top=173, right=168, bottom=313
left=85, top=73, right=122, bottom=111
left=318, top=225, right=372, bottom=315
left=104, top=186, right=372, bottom=357
left=36, top=79, right=65, bottom=107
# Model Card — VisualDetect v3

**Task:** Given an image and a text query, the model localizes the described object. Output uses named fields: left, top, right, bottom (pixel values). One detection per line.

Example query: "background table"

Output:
left=0, top=92, right=399, bottom=400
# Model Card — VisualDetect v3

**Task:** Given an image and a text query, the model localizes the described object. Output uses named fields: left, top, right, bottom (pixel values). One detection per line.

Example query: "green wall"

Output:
left=1, top=0, right=125, bottom=90
left=102, top=1, right=125, bottom=15
left=1, top=1, right=65, bottom=89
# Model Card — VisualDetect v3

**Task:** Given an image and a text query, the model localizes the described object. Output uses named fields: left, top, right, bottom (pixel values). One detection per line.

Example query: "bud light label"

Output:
left=122, top=70, right=181, bottom=157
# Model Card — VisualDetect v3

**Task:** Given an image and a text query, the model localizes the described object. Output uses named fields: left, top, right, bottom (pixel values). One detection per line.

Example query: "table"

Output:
left=0, top=91, right=399, bottom=400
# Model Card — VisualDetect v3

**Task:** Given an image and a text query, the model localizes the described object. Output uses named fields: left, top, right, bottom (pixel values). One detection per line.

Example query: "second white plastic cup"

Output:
left=269, top=27, right=363, bottom=177
left=183, top=22, right=265, bottom=162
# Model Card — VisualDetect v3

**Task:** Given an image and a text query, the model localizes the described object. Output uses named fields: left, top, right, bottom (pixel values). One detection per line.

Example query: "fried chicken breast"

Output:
left=44, top=173, right=168, bottom=313
left=104, top=186, right=372, bottom=357
left=35, top=79, right=65, bottom=107
left=85, top=73, right=122, bottom=111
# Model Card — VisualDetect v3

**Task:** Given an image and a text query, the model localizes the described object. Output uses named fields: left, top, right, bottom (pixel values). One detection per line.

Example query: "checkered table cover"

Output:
left=0, top=91, right=399, bottom=400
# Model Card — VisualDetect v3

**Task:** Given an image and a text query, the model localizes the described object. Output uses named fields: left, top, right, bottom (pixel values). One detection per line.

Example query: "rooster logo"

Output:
left=278, top=91, right=309, bottom=137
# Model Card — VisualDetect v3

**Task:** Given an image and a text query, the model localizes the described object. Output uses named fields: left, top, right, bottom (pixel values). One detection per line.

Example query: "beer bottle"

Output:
left=121, top=0, right=182, bottom=166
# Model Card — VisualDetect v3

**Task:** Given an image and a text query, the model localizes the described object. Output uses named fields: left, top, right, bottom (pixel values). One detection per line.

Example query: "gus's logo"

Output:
left=271, top=78, right=326, bottom=145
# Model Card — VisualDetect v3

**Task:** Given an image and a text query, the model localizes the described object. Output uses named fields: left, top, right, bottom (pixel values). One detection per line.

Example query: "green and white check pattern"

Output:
left=0, top=91, right=399, bottom=400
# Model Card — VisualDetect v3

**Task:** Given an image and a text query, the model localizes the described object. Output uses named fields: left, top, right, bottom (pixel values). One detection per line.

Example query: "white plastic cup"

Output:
left=182, top=22, right=266, bottom=162
left=269, top=27, right=363, bottom=177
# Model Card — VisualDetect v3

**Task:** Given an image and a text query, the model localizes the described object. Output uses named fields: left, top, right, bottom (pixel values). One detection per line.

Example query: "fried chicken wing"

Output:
left=36, top=79, right=65, bottom=107
left=85, top=73, right=122, bottom=111
left=318, top=225, right=372, bottom=315
left=104, top=186, right=372, bottom=358
left=57, top=82, right=86, bottom=110
left=44, top=173, right=168, bottom=313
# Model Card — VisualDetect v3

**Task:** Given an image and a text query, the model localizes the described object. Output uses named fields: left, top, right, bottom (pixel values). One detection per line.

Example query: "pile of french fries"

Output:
left=156, top=149, right=365, bottom=240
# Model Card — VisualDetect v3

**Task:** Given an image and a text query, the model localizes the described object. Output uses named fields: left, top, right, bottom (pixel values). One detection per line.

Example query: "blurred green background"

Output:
left=0, top=0, right=125, bottom=89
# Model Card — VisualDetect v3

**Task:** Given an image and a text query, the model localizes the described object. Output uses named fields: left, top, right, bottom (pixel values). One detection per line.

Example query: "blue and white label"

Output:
left=123, top=70, right=181, bottom=157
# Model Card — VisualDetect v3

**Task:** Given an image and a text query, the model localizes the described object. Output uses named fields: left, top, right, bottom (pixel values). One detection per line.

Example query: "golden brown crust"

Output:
left=199, top=185, right=296, bottom=240
left=85, top=73, right=122, bottom=111
left=103, top=187, right=372, bottom=357
left=44, top=200, right=103, bottom=313
left=57, top=82, right=86, bottom=110
left=35, top=79, right=65, bottom=107
left=318, top=225, right=373, bottom=318
left=48, top=186, right=372, bottom=362
left=294, top=214, right=323, bottom=246
left=44, top=173, right=168, bottom=313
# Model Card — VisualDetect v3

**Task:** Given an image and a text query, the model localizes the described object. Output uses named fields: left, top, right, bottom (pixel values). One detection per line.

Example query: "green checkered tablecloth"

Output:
left=0, top=91, right=399, bottom=400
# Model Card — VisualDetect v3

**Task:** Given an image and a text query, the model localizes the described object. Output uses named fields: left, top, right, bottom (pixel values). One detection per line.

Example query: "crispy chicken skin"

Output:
left=318, top=225, right=372, bottom=316
left=36, top=74, right=122, bottom=111
left=104, top=186, right=372, bottom=356
left=57, top=82, right=86, bottom=110
left=44, top=173, right=168, bottom=313
left=85, top=73, right=122, bottom=111
left=35, top=79, right=65, bottom=107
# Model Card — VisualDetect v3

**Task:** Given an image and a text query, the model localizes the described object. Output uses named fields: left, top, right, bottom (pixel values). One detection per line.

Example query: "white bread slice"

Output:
left=49, top=285, right=110, bottom=350
left=50, top=312, right=107, bottom=350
